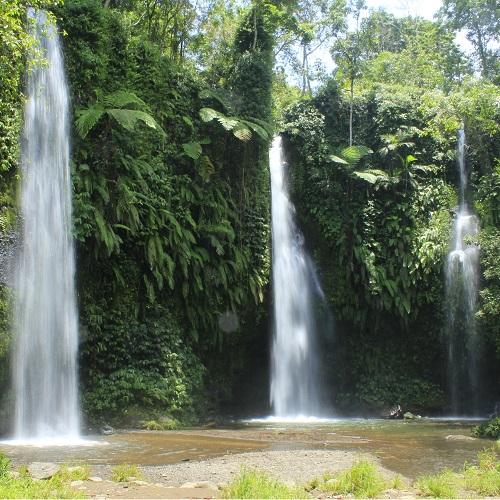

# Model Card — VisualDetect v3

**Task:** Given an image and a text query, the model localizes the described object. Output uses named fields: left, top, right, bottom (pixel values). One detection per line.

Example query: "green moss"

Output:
left=221, top=469, right=308, bottom=499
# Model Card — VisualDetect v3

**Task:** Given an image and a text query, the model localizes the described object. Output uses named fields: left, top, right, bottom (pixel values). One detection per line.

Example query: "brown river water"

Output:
left=0, top=419, right=493, bottom=479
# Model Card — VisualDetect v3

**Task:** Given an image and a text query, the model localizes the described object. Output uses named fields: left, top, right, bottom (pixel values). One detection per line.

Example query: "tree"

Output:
left=439, top=0, right=499, bottom=78
left=331, top=0, right=366, bottom=145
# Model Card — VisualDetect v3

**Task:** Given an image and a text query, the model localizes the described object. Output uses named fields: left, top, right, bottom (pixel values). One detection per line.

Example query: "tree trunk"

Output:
left=349, top=76, right=354, bottom=146
left=252, top=9, right=258, bottom=50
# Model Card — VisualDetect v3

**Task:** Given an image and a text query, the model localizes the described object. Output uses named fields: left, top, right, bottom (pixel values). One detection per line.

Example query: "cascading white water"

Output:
left=12, top=9, right=80, bottom=442
left=269, top=136, right=324, bottom=418
left=445, top=128, right=480, bottom=415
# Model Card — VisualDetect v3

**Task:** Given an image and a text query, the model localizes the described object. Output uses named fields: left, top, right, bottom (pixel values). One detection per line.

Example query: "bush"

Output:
left=221, top=469, right=308, bottom=499
left=472, top=418, right=500, bottom=439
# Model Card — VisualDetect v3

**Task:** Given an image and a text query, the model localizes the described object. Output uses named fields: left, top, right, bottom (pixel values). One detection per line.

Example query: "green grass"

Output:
left=463, top=449, right=500, bottom=496
left=142, top=418, right=179, bottom=430
left=390, top=474, right=405, bottom=490
left=111, top=463, right=142, bottom=482
left=415, top=469, right=459, bottom=498
left=221, top=468, right=309, bottom=499
left=415, top=449, right=500, bottom=498
left=0, top=453, right=84, bottom=499
left=314, top=460, right=387, bottom=498
left=58, top=464, right=91, bottom=481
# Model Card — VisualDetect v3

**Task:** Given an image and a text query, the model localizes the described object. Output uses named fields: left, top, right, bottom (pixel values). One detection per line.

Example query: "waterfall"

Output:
left=445, top=128, right=480, bottom=415
left=12, top=9, right=80, bottom=441
left=269, top=136, right=325, bottom=418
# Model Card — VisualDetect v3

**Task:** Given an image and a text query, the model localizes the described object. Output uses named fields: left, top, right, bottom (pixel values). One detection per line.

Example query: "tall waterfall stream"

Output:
left=11, top=9, right=80, bottom=442
left=445, top=129, right=480, bottom=415
left=269, top=136, right=327, bottom=418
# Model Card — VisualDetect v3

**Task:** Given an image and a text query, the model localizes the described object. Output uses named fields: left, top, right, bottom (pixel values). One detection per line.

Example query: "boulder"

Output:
left=28, top=462, right=59, bottom=480
left=100, top=425, right=115, bottom=435
left=445, top=434, right=477, bottom=441
left=181, top=481, right=218, bottom=490
left=403, top=412, right=421, bottom=420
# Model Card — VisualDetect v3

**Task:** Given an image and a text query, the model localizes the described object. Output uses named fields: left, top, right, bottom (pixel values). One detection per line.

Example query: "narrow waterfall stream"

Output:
left=269, top=136, right=326, bottom=418
left=12, top=9, right=80, bottom=442
left=445, top=129, right=480, bottom=415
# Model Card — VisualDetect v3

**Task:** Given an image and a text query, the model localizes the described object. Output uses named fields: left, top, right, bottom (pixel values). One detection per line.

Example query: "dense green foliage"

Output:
left=281, top=7, right=499, bottom=411
left=0, top=0, right=498, bottom=425
left=472, top=417, right=500, bottom=439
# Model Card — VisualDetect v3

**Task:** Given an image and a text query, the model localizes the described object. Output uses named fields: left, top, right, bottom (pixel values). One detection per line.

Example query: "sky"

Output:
left=363, top=0, right=442, bottom=19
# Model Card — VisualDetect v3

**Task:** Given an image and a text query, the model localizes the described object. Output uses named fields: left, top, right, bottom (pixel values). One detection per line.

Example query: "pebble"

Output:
left=89, top=476, right=103, bottom=482
left=133, top=480, right=149, bottom=486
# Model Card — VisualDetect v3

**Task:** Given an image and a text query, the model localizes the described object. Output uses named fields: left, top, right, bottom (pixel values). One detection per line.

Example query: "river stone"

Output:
left=88, top=476, right=103, bottom=482
left=100, top=425, right=115, bottom=435
left=446, top=434, right=477, bottom=441
left=28, top=462, right=59, bottom=480
left=133, top=480, right=149, bottom=486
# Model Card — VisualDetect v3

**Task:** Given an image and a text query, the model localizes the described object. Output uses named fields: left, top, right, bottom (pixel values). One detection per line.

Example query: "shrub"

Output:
left=472, top=418, right=500, bottom=439
left=221, top=469, right=308, bottom=499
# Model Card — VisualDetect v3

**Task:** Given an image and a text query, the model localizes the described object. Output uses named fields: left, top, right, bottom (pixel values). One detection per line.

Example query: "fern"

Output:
left=102, top=90, right=146, bottom=109
left=107, top=109, right=164, bottom=135
left=76, top=105, right=105, bottom=139
left=75, top=91, right=165, bottom=138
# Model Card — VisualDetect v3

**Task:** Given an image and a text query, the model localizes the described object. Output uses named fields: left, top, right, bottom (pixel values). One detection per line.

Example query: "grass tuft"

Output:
left=463, top=449, right=500, bottom=496
left=316, top=460, right=387, bottom=498
left=0, top=453, right=84, bottom=499
left=57, top=464, right=91, bottom=481
left=221, top=468, right=309, bottom=499
left=390, top=474, right=405, bottom=490
left=415, top=469, right=459, bottom=498
left=111, top=463, right=141, bottom=482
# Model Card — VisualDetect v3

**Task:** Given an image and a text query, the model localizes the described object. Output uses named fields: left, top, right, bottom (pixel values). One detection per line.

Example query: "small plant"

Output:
left=472, top=417, right=500, bottom=439
left=142, top=418, right=179, bottom=430
left=0, top=460, right=84, bottom=499
left=390, top=474, right=405, bottom=489
left=221, top=468, right=309, bottom=499
left=463, top=449, right=500, bottom=496
left=57, top=464, right=91, bottom=481
left=318, top=460, right=387, bottom=498
left=111, top=464, right=141, bottom=482
left=0, top=453, right=10, bottom=478
left=415, top=469, right=459, bottom=498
